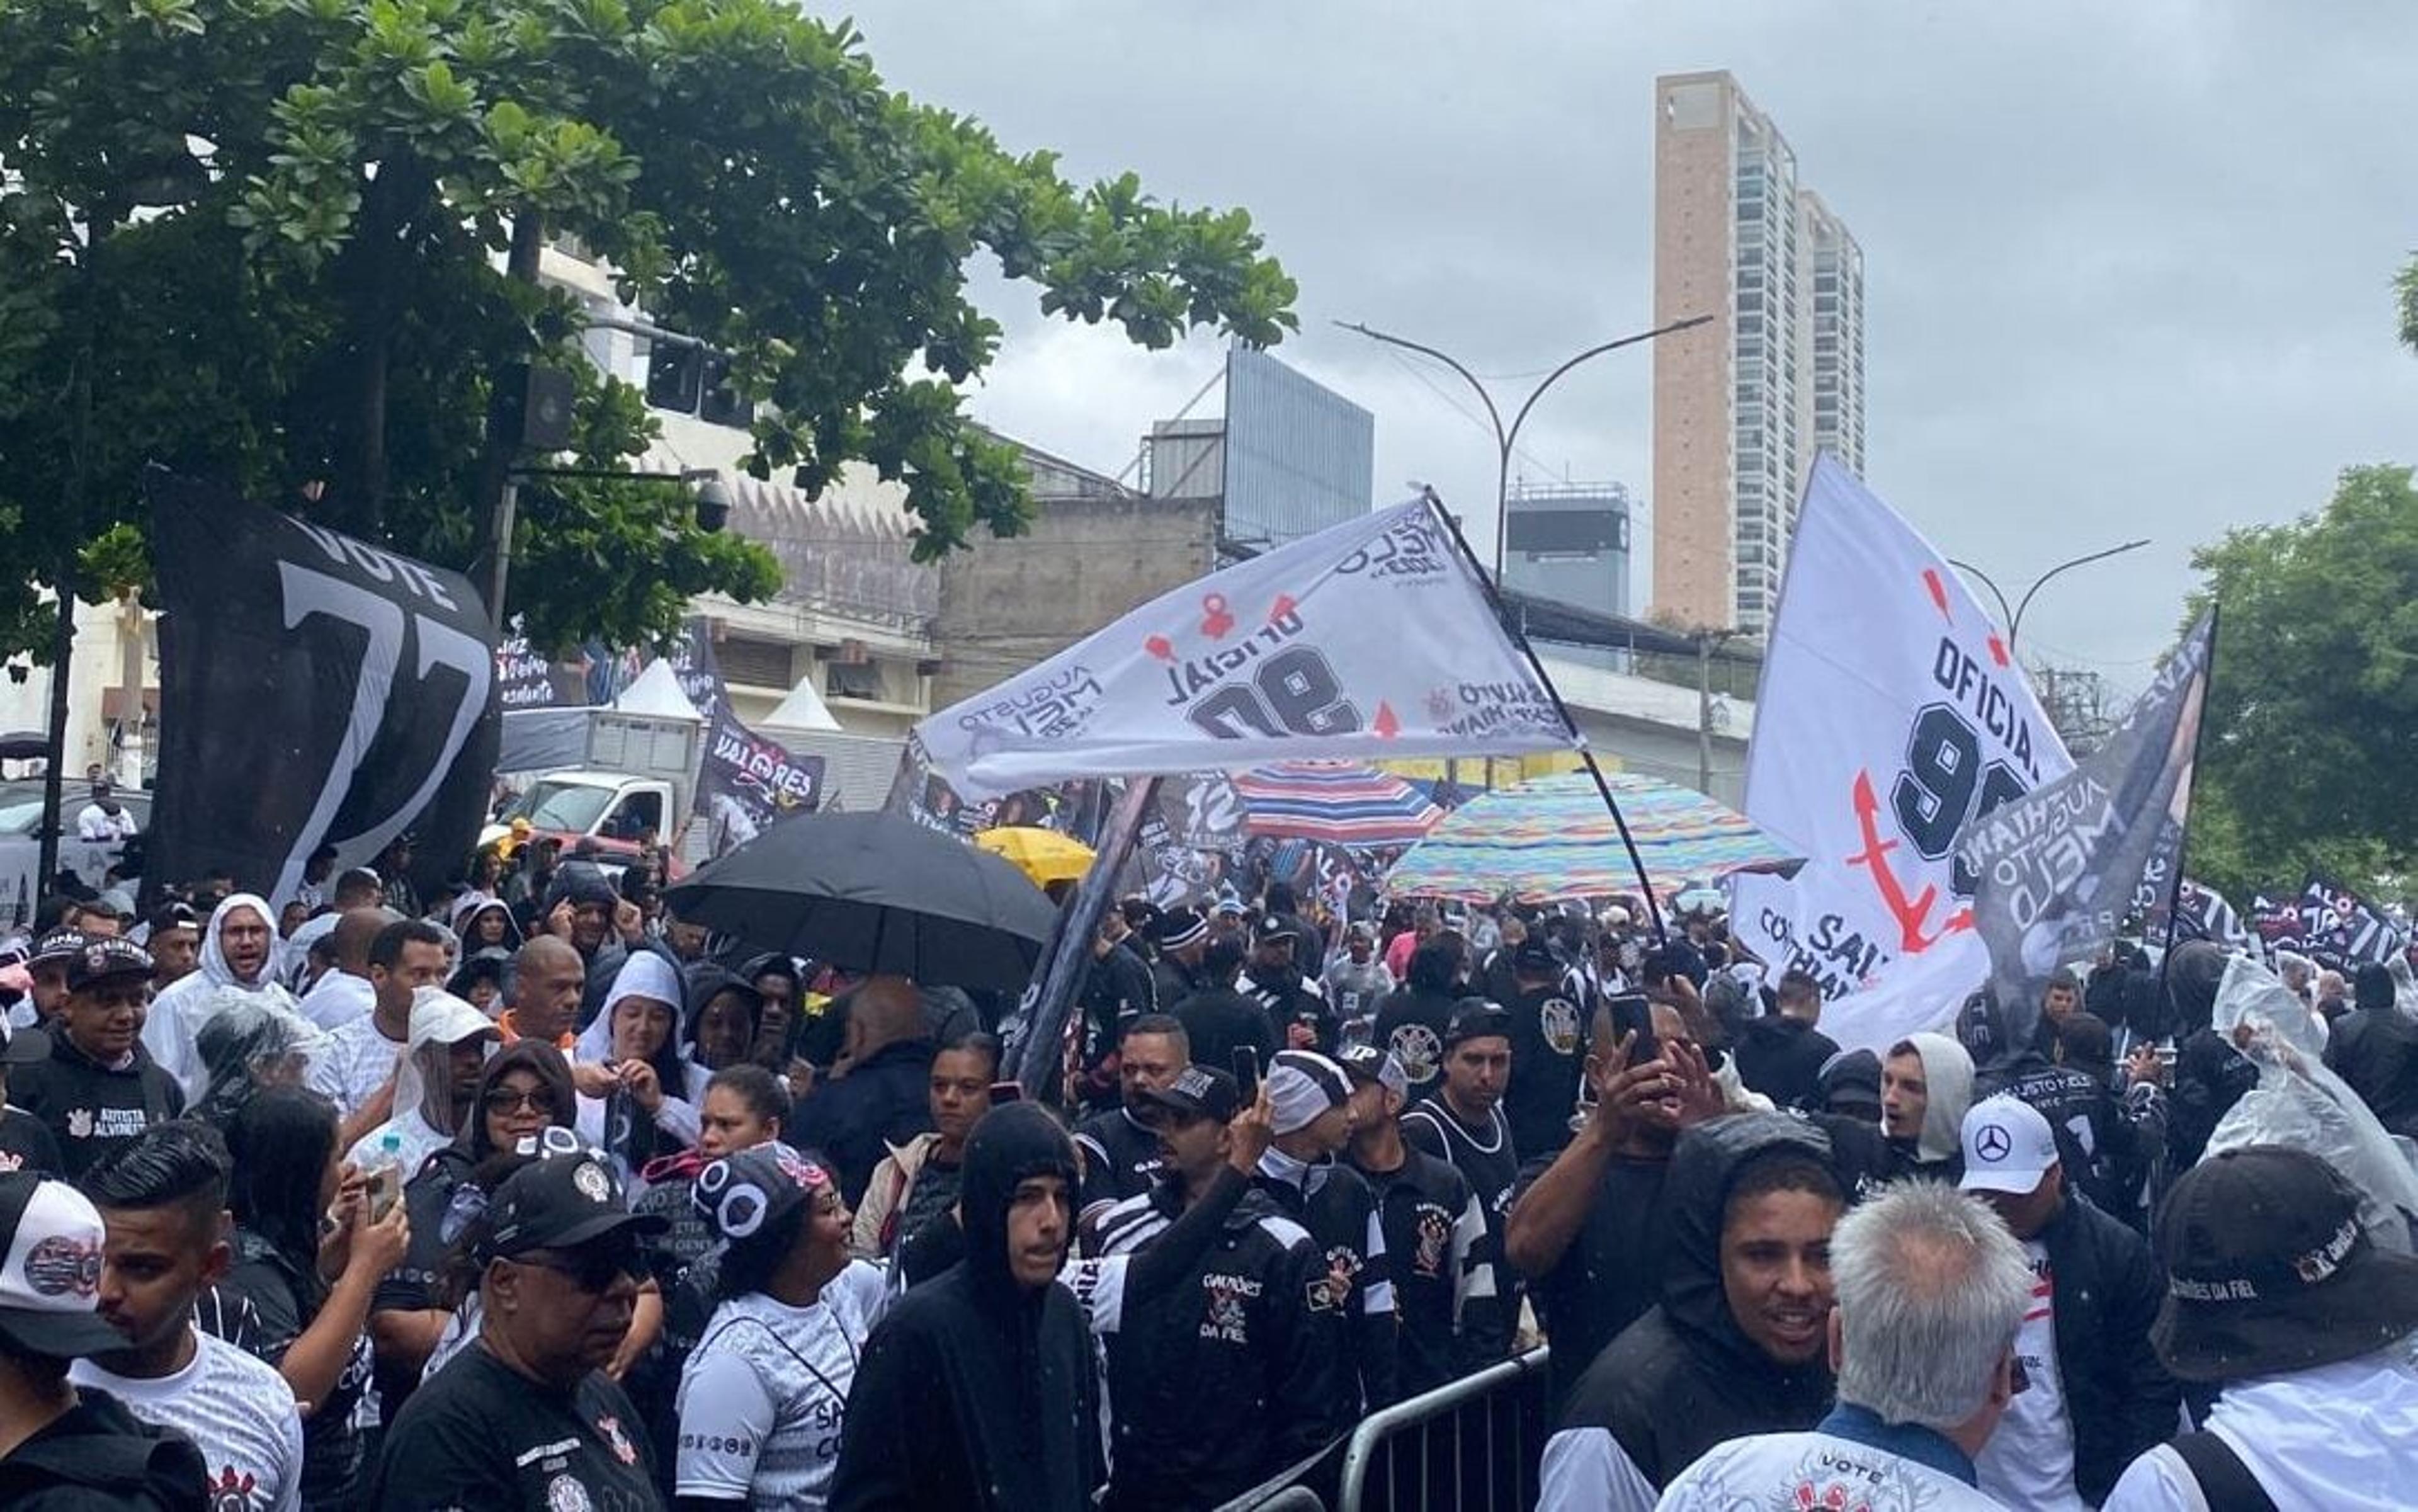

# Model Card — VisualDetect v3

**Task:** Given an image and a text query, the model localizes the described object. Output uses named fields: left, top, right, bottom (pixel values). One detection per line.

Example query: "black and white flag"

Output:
left=2297, top=877, right=2405, bottom=972
left=1958, top=612, right=2215, bottom=1050
left=145, top=472, right=498, bottom=907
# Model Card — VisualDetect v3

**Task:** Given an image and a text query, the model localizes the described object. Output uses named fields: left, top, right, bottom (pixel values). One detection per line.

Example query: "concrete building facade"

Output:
left=1650, top=71, right=1865, bottom=638
left=1502, top=480, right=1634, bottom=620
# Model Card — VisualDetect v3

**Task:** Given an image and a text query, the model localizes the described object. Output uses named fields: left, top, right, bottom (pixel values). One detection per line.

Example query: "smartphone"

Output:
left=363, top=1162, right=404, bottom=1225
left=1231, top=1045, right=1261, bottom=1105
left=1608, top=992, right=1659, bottom=1069
left=987, top=1080, right=1024, bottom=1105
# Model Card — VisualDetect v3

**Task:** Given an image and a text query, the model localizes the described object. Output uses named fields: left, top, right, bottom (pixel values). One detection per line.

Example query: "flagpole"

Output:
left=1424, top=489, right=1669, bottom=942
left=1009, top=775, right=1164, bottom=1101
left=2152, top=603, right=2218, bottom=1034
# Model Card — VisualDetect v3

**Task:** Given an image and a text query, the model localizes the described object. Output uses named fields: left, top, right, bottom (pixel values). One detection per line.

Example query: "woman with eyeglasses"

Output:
left=203, top=1085, right=411, bottom=1510
left=368, top=1141, right=673, bottom=1510
left=674, top=1142, right=883, bottom=1510
left=368, top=1042, right=582, bottom=1413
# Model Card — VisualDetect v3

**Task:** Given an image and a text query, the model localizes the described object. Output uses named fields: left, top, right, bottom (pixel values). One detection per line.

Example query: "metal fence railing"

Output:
left=1213, top=1346, right=1555, bottom=1512
left=1337, top=1347, right=1553, bottom=1512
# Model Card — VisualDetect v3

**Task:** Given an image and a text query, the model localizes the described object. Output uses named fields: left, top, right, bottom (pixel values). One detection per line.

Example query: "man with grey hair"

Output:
left=1655, top=1181, right=2033, bottom=1510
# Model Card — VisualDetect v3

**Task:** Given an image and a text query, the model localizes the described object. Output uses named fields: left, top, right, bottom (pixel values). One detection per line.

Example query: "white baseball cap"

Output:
left=1957, top=1095, right=2060, bottom=1197
left=0, top=1174, right=122, bottom=1358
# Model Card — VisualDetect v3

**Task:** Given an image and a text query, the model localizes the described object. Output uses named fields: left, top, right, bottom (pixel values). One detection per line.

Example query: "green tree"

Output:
left=0, top=0, right=1296, bottom=659
left=2184, top=464, right=2418, bottom=899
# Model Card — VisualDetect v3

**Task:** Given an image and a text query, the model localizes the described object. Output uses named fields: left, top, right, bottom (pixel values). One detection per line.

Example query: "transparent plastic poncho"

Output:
left=2205, top=953, right=2418, bottom=1254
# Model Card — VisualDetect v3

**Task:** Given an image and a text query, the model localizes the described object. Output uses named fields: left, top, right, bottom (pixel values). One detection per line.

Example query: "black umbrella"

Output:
left=663, top=810, right=1062, bottom=991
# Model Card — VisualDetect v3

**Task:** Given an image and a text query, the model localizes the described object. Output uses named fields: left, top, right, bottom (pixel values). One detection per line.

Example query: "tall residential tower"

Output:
left=1650, top=71, right=1865, bottom=636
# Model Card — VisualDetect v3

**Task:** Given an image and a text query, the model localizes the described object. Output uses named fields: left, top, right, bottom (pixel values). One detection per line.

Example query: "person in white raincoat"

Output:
left=142, top=893, right=300, bottom=1102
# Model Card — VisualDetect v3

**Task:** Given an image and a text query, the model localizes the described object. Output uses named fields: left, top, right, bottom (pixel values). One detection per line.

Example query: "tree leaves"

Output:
left=2186, top=465, right=2418, bottom=898
left=0, top=0, right=1296, bottom=662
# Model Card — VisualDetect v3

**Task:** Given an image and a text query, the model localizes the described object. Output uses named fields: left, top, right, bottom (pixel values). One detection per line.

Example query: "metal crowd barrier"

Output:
left=1215, top=1346, right=1555, bottom=1512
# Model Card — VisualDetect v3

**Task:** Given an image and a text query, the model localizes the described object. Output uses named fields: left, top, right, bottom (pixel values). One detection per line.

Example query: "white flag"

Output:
left=914, top=498, right=1570, bottom=798
left=1728, top=457, right=2074, bottom=1053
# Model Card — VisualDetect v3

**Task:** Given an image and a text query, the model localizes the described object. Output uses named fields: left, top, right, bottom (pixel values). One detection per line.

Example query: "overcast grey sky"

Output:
left=851, top=1, right=2417, bottom=683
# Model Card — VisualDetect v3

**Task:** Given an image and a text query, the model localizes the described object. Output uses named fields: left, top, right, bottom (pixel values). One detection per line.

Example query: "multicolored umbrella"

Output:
left=1384, top=771, right=1802, bottom=904
left=1230, top=761, right=1445, bottom=850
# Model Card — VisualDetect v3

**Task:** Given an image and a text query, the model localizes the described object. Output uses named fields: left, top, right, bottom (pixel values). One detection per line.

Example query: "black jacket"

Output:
left=832, top=1103, right=1102, bottom=1512
left=1252, top=1150, right=1398, bottom=1431
left=2325, top=1006, right=2418, bottom=1139
left=1239, top=968, right=1335, bottom=1054
left=1094, top=1176, right=1330, bottom=1510
left=791, top=1037, right=937, bottom=1205
left=2034, top=1190, right=2181, bottom=1504
left=1359, top=1144, right=1504, bottom=1394
left=1172, top=984, right=1276, bottom=1076
left=1732, top=1016, right=1841, bottom=1111
left=11, top=1032, right=183, bottom=1179
left=1553, top=1114, right=1838, bottom=1491
left=0, top=1387, right=207, bottom=1510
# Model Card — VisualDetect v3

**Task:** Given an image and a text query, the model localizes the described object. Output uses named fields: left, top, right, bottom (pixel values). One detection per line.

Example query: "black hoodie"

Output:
left=0, top=1384, right=207, bottom=1509
left=1543, top=1115, right=1838, bottom=1502
left=831, top=1102, right=1101, bottom=1512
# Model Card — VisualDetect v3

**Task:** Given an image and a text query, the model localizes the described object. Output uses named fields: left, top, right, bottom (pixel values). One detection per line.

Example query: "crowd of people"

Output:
left=0, top=823, right=2415, bottom=1509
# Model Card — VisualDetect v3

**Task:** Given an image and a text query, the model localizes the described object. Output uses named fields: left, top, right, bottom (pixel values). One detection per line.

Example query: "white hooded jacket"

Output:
left=1899, top=1031, right=1975, bottom=1165
left=2102, top=1336, right=2418, bottom=1509
left=142, top=892, right=302, bottom=1101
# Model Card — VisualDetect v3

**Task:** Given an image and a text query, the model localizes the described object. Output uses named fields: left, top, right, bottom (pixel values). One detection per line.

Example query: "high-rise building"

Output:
left=1502, top=480, right=1634, bottom=619
left=1651, top=71, right=1865, bottom=637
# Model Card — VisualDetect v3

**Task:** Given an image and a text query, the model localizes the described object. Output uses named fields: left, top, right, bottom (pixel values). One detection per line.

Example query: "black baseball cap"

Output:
left=1132, top=1064, right=1242, bottom=1124
left=2151, top=1145, right=2418, bottom=1382
left=482, top=1145, right=670, bottom=1258
left=26, top=928, right=88, bottom=970
left=1335, top=1043, right=1408, bottom=1098
left=1511, top=938, right=1558, bottom=974
left=1444, top=997, right=1514, bottom=1049
left=64, top=937, right=153, bottom=992
left=1252, top=916, right=1299, bottom=946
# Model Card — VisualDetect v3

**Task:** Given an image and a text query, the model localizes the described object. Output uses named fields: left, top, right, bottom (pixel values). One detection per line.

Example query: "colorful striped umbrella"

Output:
left=1384, top=771, right=1802, bottom=904
left=1230, top=761, right=1446, bottom=850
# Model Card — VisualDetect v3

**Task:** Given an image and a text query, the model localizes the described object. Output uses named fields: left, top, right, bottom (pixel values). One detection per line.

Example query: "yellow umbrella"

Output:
left=971, top=826, right=1097, bottom=887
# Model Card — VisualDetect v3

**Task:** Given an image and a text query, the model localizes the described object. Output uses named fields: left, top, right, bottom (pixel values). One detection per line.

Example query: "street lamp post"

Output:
left=1948, top=538, right=2151, bottom=654
left=1335, top=314, right=1715, bottom=581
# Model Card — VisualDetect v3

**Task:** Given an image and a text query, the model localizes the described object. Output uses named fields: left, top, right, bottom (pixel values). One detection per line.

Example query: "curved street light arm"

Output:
left=1333, top=321, right=1509, bottom=460
left=1945, top=558, right=2014, bottom=637
left=2009, top=539, right=2151, bottom=649
left=1502, top=314, right=1717, bottom=454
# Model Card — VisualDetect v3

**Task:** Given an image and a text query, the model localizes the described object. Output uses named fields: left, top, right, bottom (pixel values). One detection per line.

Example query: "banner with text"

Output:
left=2296, top=876, right=2406, bottom=972
left=909, top=497, right=1570, bottom=799
left=1727, top=457, right=2074, bottom=1052
left=147, top=472, right=498, bottom=908
left=1959, top=612, right=2213, bottom=1054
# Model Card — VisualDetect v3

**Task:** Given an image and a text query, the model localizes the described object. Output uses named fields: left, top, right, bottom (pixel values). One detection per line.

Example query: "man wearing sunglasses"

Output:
left=368, top=1142, right=671, bottom=1509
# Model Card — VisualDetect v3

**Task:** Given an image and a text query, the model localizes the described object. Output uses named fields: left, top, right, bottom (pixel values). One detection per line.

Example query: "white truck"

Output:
left=487, top=661, right=707, bottom=871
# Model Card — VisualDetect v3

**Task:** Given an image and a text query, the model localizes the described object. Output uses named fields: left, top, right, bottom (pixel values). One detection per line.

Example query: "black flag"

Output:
left=145, top=471, right=499, bottom=906
left=1957, top=611, right=2215, bottom=1052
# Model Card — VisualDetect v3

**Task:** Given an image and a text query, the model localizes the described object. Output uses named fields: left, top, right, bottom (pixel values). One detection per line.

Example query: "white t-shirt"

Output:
left=304, top=1013, right=405, bottom=1122
left=73, top=1329, right=305, bottom=1512
left=674, top=1261, right=887, bottom=1508
left=344, top=1106, right=453, bottom=1180
left=1974, top=1238, right=2087, bottom=1511
left=297, top=970, right=375, bottom=1033
left=76, top=803, right=137, bottom=842
left=1659, top=1430, right=2011, bottom=1511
